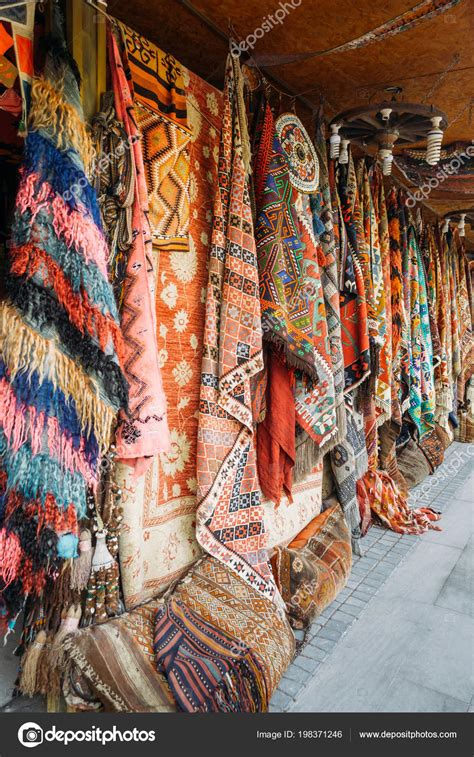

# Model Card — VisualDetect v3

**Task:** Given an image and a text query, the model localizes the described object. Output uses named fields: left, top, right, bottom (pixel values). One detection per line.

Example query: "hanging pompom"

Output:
left=56, top=532, right=79, bottom=559
left=70, top=529, right=93, bottom=591
left=19, top=630, right=47, bottom=697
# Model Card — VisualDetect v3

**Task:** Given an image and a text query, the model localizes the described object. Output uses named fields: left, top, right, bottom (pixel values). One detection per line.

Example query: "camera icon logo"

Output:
left=18, top=722, right=44, bottom=748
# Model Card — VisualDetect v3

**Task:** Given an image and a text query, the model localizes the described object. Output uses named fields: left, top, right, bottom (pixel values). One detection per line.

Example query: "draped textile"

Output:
left=108, top=27, right=169, bottom=470
left=294, top=203, right=337, bottom=455
left=116, top=68, right=222, bottom=609
left=0, top=1, right=34, bottom=127
left=250, top=96, right=298, bottom=504
left=117, top=21, right=188, bottom=127
left=154, top=599, right=268, bottom=712
left=331, top=399, right=368, bottom=551
left=357, top=161, right=390, bottom=420
left=195, top=56, right=276, bottom=602
left=0, top=16, right=127, bottom=623
left=371, top=167, right=392, bottom=423
left=255, top=131, right=316, bottom=377
left=61, top=598, right=175, bottom=712
left=363, top=469, right=441, bottom=535
left=314, top=133, right=346, bottom=439
left=420, top=225, right=442, bottom=361
left=257, top=349, right=295, bottom=505
left=91, top=93, right=134, bottom=308
left=404, top=225, right=436, bottom=439
left=387, top=187, right=407, bottom=420
left=337, top=157, right=370, bottom=390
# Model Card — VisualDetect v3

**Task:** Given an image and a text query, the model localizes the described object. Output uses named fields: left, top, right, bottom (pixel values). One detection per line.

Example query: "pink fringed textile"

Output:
left=108, top=27, right=170, bottom=473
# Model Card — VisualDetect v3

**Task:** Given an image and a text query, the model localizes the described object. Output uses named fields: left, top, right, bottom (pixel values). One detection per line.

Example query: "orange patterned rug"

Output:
left=117, top=68, right=223, bottom=608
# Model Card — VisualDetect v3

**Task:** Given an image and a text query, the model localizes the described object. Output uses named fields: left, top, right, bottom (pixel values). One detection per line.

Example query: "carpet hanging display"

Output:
left=195, top=55, right=277, bottom=602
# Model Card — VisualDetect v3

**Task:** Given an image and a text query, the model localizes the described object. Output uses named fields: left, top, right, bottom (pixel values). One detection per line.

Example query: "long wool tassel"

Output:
left=70, top=529, right=93, bottom=591
left=19, top=630, right=47, bottom=697
left=46, top=605, right=82, bottom=696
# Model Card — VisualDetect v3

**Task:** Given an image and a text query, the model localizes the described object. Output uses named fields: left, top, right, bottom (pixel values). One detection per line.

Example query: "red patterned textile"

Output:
left=195, top=57, right=276, bottom=602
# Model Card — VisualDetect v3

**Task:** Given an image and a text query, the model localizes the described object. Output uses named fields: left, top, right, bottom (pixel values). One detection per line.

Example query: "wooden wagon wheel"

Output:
left=330, top=101, right=447, bottom=147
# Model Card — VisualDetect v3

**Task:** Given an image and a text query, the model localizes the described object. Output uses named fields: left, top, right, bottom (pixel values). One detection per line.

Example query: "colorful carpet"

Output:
left=116, top=67, right=222, bottom=608
left=195, top=56, right=276, bottom=602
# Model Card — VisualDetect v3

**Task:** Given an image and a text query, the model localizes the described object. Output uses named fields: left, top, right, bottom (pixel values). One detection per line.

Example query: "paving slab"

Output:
left=271, top=443, right=473, bottom=712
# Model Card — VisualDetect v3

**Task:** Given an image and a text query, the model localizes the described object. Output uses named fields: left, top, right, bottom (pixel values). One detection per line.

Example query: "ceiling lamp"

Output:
left=442, top=217, right=451, bottom=234
left=426, top=116, right=444, bottom=165
left=339, top=138, right=350, bottom=164
left=329, top=123, right=341, bottom=159
left=442, top=209, right=474, bottom=236
left=329, top=91, right=447, bottom=171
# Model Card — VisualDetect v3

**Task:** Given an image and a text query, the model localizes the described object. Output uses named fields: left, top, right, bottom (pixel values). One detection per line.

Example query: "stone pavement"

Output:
left=271, top=441, right=473, bottom=712
left=0, top=443, right=472, bottom=713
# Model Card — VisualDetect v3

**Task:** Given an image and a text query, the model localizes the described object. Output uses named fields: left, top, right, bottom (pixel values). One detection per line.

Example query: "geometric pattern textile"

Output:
left=173, top=556, right=295, bottom=697
left=116, top=69, right=223, bottom=608
left=272, top=504, right=352, bottom=629
left=195, top=57, right=277, bottom=602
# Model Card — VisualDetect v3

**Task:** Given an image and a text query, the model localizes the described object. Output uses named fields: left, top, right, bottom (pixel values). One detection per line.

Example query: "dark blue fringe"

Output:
left=23, top=131, right=103, bottom=229
left=0, top=360, right=99, bottom=467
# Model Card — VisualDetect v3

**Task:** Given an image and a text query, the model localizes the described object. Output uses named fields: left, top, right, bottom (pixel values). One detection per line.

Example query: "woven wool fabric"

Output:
left=262, top=464, right=323, bottom=547
left=364, top=467, right=441, bottom=534
left=330, top=400, right=368, bottom=551
left=108, top=28, right=169, bottom=469
left=154, top=598, right=268, bottom=712
left=171, top=556, right=295, bottom=698
left=272, top=504, right=351, bottom=629
left=337, top=157, right=370, bottom=391
left=0, top=17, right=127, bottom=623
left=195, top=56, right=276, bottom=602
left=387, top=187, right=407, bottom=425
left=404, top=224, right=436, bottom=439
left=135, top=101, right=191, bottom=248
left=418, top=428, right=445, bottom=470
left=116, top=69, right=222, bottom=609
left=257, top=348, right=295, bottom=505
left=61, top=598, right=175, bottom=712
left=312, top=124, right=346, bottom=440
left=275, top=112, right=319, bottom=193
left=447, top=231, right=462, bottom=381
left=118, top=21, right=191, bottom=248
left=294, top=203, right=337, bottom=454
left=118, top=21, right=187, bottom=127
left=91, top=94, right=134, bottom=309
left=371, top=167, right=392, bottom=423
left=357, top=161, right=390, bottom=421
left=421, top=226, right=442, bottom=361
left=255, top=128, right=316, bottom=377
left=435, top=227, right=455, bottom=428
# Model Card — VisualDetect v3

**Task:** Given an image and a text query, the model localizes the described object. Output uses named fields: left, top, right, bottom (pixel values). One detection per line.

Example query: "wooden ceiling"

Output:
left=108, top=0, right=474, bottom=245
